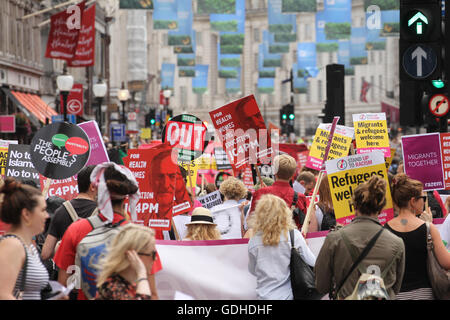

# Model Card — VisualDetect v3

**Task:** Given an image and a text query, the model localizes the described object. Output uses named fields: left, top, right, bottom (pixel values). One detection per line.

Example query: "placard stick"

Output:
left=301, top=117, right=340, bottom=236
left=187, top=163, right=196, bottom=200
left=254, top=164, right=266, bottom=188
left=201, top=174, right=205, bottom=194
left=42, top=178, right=52, bottom=197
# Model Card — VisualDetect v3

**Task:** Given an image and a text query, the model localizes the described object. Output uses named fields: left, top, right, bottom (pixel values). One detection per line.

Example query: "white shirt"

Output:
left=248, top=229, right=316, bottom=300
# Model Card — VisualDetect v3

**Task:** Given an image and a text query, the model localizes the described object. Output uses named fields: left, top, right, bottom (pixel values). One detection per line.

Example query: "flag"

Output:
left=360, top=80, right=371, bottom=103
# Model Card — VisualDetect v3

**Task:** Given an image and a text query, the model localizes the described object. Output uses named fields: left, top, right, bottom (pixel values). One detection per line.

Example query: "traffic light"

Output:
left=325, top=64, right=345, bottom=125
left=145, top=109, right=156, bottom=127
left=280, top=105, right=287, bottom=127
left=280, top=104, right=295, bottom=134
left=400, top=0, right=442, bottom=82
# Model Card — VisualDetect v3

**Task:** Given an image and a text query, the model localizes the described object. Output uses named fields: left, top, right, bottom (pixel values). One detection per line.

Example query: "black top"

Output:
left=47, top=198, right=98, bottom=240
left=384, top=223, right=431, bottom=292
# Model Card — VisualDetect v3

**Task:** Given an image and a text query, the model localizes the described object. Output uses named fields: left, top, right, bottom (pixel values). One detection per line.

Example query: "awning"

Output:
left=10, top=91, right=58, bottom=125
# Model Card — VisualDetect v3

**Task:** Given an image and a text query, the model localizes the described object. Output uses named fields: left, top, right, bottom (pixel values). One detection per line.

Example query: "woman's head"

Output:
left=219, top=176, right=247, bottom=201
left=318, top=174, right=333, bottom=211
left=390, top=173, right=424, bottom=212
left=0, top=178, right=48, bottom=235
left=96, top=224, right=156, bottom=287
left=248, top=194, right=296, bottom=246
left=102, top=166, right=139, bottom=207
left=185, top=207, right=221, bottom=240
left=352, top=175, right=387, bottom=216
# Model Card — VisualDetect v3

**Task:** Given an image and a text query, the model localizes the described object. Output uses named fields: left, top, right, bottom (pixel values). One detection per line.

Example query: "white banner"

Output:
left=155, top=220, right=445, bottom=300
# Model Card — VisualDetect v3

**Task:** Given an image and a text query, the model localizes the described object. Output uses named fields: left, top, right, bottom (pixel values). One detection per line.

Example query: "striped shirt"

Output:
left=396, top=288, right=435, bottom=300
left=14, top=241, right=49, bottom=300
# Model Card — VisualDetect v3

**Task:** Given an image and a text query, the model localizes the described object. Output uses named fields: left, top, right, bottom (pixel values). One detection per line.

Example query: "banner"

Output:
left=78, top=121, right=109, bottom=166
left=402, top=133, right=445, bottom=191
left=306, top=123, right=354, bottom=171
left=326, top=151, right=394, bottom=225
left=161, top=63, right=176, bottom=91
left=123, top=145, right=192, bottom=230
left=192, top=65, right=209, bottom=94
left=67, top=4, right=96, bottom=67
left=211, top=203, right=242, bottom=239
left=0, top=140, right=18, bottom=177
left=60, top=83, right=83, bottom=115
left=214, top=147, right=232, bottom=170
left=168, top=0, right=193, bottom=47
left=119, top=0, right=153, bottom=9
left=353, top=113, right=390, bottom=157
left=153, top=0, right=178, bottom=30
left=279, top=143, right=309, bottom=173
left=297, top=42, right=318, bottom=78
left=5, top=144, right=40, bottom=186
left=45, top=1, right=85, bottom=60
left=209, top=95, right=272, bottom=172
left=282, top=0, right=316, bottom=12
left=350, top=27, right=368, bottom=65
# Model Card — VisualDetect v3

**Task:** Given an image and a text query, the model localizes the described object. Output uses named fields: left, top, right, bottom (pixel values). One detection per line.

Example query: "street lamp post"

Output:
left=93, top=78, right=107, bottom=134
left=118, top=81, right=130, bottom=125
left=56, top=63, right=74, bottom=122
left=162, top=88, right=171, bottom=125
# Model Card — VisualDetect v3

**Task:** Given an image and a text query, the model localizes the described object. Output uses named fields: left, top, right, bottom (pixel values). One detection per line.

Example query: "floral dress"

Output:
left=95, top=274, right=151, bottom=300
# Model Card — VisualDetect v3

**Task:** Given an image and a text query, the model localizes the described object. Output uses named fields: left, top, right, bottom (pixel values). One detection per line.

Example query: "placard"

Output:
left=402, top=133, right=445, bottom=191
left=5, top=144, right=40, bottom=186
left=78, top=121, right=109, bottom=166
left=353, top=113, right=390, bottom=157
left=30, top=122, right=90, bottom=180
left=197, top=190, right=223, bottom=209
left=326, top=151, right=394, bottom=225
left=440, top=133, right=450, bottom=189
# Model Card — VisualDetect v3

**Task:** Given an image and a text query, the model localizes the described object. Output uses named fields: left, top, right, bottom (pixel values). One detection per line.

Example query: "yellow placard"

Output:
left=140, top=128, right=151, bottom=139
left=353, top=113, right=390, bottom=157
left=385, top=148, right=396, bottom=170
left=326, top=152, right=394, bottom=225
left=179, top=160, right=198, bottom=188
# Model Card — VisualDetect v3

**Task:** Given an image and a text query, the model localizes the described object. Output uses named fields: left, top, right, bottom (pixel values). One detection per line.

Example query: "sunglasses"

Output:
left=138, top=250, right=157, bottom=260
left=416, top=195, right=427, bottom=202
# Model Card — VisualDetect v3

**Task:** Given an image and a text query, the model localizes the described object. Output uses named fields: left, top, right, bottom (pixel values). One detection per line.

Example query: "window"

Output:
left=253, top=28, right=260, bottom=42
left=328, top=51, right=334, bottom=64
left=378, top=51, right=383, bottom=64
left=379, top=75, right=383, bottom=97
left=196, top=31, right=202, bottom=46
left=370, top=75, right=375, bottom=100
left=370, top=51, right=375, bottom=64
left=304, top=24, right=311, bottom=41
left=196, top=93, right=203, bottom=108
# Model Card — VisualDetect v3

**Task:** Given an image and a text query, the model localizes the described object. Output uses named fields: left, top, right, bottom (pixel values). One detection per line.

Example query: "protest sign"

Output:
left=0, top=116, right=15, bottom=133
left=209, top=95, right=273, bottom=172
left=402, top=133, right=445, bottom=191
left=440, top=133, right=450, bottom=189
left=140, top=128, right=151, bottom=140
left=0, top=140, right=18, bottom=177
left=123, top=145, right=192, bottom=230
left=179, top=159, right=199, bottom=190
left=211, top=203, right=243, bottom=239
left=326, top=151, right=394, bottom=225
left=5, top=144, right=40, bottom=186
left=60, top=84, right=83, bottom=115
left=279, top=143, right=309, bottom=174
left=39, top=175, right=78, bottom=200
left=306, top=123, right=354, bottom=171
left=353, top=113, right=390, bottom=157
left=214, top=146, right=232, bottom=170
left=385, top=148, right=396, bottom=170
left=241, top=164, right=255, bottom=191
left=78, top=121, right=109, bottom=166
left=30, top=122, right=90, bottom=180
left=45, top=1, right=85, bottom=60
left=197, top=190, right=223, bottom=209
left=162, top=114, right=208, bottom=163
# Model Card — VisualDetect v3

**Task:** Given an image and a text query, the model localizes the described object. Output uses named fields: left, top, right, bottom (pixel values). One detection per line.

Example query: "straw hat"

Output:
left=185, top=207, right=217, bottom=226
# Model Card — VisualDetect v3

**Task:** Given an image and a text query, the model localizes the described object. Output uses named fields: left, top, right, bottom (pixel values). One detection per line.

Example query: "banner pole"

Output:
left=254, top=165, right=266, bottom=188
left=301, top=117, right=340, bottom=236
left=42, top=178, right=53, bottom=198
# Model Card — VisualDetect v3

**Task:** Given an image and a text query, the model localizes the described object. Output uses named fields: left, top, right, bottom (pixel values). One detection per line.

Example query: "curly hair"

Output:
left=352, top=175, right=387, bottom=215
left=185, top=224, right=221, bottom=240
left=247, top=194, right=296, bottom=246
left=219, top=176, right=247, bottom=200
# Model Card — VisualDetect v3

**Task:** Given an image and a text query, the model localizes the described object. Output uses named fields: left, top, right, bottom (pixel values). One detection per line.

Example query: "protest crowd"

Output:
left=0, top=96, right=449, bottom=301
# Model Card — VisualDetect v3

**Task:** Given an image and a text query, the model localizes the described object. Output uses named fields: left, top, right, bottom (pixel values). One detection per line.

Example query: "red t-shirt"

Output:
left=54, top=213, right=162, bottom=300
left=249, top=180, right=308, bottom=229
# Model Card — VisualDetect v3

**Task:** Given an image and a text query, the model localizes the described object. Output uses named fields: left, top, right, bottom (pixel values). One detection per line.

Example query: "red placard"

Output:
left=40, top=175, right=79, bottom=200
left=45, top=1, right=85, bottom=60
left=209, top=95, right=272, bottom=172
left=60, top=83, right=83, bottom=115
left=67, top=4, right=96, bottom=67
left=123, top=143, right=192, bottom=230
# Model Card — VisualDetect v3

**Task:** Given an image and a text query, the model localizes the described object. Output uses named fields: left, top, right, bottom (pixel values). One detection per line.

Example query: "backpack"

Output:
left=331, top=228, right=392, bottom=300
left=75, top=215, right=125, bottom=299
left=291, top=192, right=306, bottom=226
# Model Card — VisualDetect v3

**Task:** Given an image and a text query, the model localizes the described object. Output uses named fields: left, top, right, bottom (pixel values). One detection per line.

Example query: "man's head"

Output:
left=296, top=171, right=315, bottom=195
left=77, top=165, right=96, bottom=197
left=151, top=150, right=178, bottom=201
left=272, top=154, right=297, bottom=181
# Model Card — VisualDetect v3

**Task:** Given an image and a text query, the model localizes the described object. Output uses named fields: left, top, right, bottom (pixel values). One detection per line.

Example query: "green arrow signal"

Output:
left=408, top=12, right=428, bottom=35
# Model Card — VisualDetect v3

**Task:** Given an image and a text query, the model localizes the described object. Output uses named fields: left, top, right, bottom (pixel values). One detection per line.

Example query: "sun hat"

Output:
left=185, top=207, right=217, bottom=226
